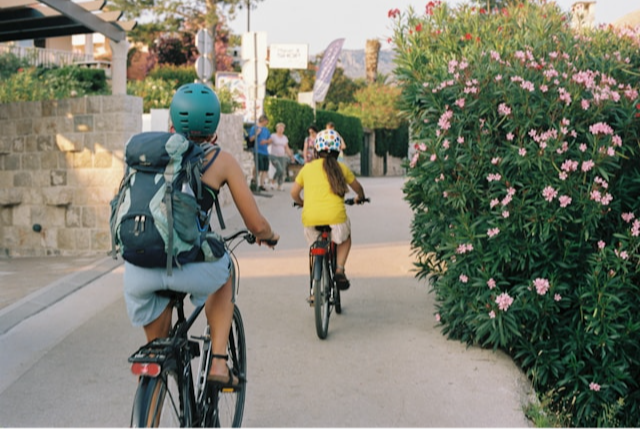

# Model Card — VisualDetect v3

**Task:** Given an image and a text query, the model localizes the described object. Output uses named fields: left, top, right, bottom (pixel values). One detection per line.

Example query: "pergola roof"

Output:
left=0, top=0, right=135, bottom=43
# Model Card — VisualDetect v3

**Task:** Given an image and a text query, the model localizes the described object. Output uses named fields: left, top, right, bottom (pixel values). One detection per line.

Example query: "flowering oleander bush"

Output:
left=392, top=1, right=640, bottom=426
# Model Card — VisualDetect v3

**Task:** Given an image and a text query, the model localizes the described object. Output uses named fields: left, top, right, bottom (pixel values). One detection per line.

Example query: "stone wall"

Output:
left=0, top=95, right=142, bottom=257
left=0, top=99, right=246, bottom=258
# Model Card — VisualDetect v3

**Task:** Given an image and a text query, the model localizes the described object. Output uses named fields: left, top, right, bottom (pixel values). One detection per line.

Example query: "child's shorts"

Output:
left=123, top=253, right=231, bottom=327
left=303, top=218, right=351, bottom=245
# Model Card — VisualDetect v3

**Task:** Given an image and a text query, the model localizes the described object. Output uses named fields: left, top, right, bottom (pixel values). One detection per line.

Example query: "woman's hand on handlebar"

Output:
left=257, top=232, right=279, bottom=248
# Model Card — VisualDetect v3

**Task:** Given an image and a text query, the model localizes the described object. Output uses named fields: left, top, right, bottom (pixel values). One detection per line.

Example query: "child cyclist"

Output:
left=290, top=129, right=366, bottom=293
left=122, top=83, right=279, bottom=388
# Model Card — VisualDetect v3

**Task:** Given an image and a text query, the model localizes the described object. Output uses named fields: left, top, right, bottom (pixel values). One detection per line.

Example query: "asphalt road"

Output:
left=0, top=177, right=534, bottom=427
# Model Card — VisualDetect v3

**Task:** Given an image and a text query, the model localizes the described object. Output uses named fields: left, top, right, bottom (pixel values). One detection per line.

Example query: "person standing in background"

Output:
left=269, top=122, right=295, bottom=191
left=303, top=125, right=318, bottom=163
left=249, top=115, right=272, bottom=191
left=326, top=122, right=346, bottom=162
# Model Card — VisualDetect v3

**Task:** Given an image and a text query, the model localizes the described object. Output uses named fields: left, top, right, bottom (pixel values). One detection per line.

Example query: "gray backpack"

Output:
left=109, top=132, right=224, bottom=275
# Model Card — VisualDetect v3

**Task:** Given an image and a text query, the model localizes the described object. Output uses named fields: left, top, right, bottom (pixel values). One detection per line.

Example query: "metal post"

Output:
left=253, top=31, right=259, bottom=192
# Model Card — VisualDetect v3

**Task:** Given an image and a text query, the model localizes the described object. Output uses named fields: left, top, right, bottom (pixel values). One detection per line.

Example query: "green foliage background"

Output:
left=393, top=1, right=640, bottom=426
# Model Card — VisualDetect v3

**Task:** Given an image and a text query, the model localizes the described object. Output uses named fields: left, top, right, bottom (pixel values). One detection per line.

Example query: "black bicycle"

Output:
left=128, top=230, right=257, bottom=427
left=297, top=197, right=370, bottom=339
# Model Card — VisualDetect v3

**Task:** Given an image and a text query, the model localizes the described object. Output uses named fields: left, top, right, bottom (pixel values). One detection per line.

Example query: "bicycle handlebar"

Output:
left=222, top=229, right=278, bottom=247
left=345, top=197, right=371, bottom=206
left=293, top=197, right=370, bottom=208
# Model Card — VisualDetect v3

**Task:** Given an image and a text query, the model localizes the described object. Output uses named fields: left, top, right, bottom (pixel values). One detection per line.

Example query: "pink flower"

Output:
left=622, top=212, right=635, bottom=223
left=457, top=136, right=465, bottom=144
left=487, top=278, right=496, bottom=289
left=487, top=227, right=500, bottom=238
left=559, top=195, right=572, bottom=207
left=582, top=160, right=595, bottom=172
left=435, top=313, right=441, bottom=322
left=438, top=109, right=453, bottom=130
left=455, top=98, right=466, bottom=108
left=456, top=243, right=474, bottom=254
left=459, top=274, right=468, bottom=283
left=498, top=103, right=512, bottom=116
left=518, top=147, right=527, bottom=156
left=542, top=186, right=558, bottom=202
left=579, top=143, right=587, bottom=152
left=581, top=99, right=590, bottom=110
left=502, top=211, right=510, bottom=218
left=598, top=240, right=606, bottom=249
left=533, top=278, right=550, bottom=295
left=506, top=132, right=515, bottom=141
left=632, top=220, right=640, bottom=237
left=487, top=173, right=502, bottom=182
left=561, top=159, right=578, bottom=172
left=489, top=310, right=496, bottom=319
left=589, top=122, right=614, bottom=135
left=554, top=293, right=562, bottom=302
left=491, top=157, right=501, bottom=165
left=495, top=292, right=514, bottom=311
left=589, top=382, right=601, bottom=392
left=430, top=153, right=437, bottom=161
left=490, top=198, right=500, bottom=208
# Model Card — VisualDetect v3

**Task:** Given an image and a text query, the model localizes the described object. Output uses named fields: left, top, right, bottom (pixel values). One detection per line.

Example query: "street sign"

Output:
left=269, top=44, right=308, bottom=69
left=195, top=56, right=213, bottom=81
left=241, top=32, right=267, bottom=61
left=242, top=60, right=268, bottom=85
left=195, top=29, right=213, bottom=55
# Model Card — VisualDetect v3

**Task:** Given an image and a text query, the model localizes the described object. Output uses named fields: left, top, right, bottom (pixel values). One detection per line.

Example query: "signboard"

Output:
left=269, top=44, right=308, bottom=69
left=195, top=29, right=213, bottom=55
left=195, top=56, right=213, bottom=81
left=312, top=38, right=345, bottom=103
left=241, top=32, right=267, bottom=61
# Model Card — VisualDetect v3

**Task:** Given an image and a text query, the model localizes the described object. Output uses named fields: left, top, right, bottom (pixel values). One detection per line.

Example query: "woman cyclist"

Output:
left=123, top=83, right=279, bottom=387
left=290, top=129, right=366, bottom=293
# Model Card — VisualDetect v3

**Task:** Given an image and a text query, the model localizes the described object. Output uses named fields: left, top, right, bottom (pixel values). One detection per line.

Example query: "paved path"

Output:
left=0, top=177, right=534, bottom=427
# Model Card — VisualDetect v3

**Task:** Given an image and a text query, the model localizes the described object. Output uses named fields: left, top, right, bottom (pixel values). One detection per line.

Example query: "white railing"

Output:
left=0, top=44, right=94, bottom=68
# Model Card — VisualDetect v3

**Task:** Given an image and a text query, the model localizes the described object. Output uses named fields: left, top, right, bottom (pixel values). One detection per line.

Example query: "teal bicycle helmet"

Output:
left=170, top=83, right=221, bottom=138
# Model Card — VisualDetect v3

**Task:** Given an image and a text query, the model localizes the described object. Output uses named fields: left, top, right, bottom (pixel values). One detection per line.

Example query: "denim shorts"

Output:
left=123, top=253, right=231, bottom=327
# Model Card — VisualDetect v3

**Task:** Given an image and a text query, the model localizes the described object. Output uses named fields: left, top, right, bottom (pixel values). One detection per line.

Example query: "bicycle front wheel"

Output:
left=204, top=305, right=247, bottom=427
left=131, top=370, right=185, bottom=427
left=313, top=255, right=331, bottom=339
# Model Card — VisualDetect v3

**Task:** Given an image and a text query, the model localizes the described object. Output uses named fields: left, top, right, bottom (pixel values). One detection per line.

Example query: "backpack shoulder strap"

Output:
left=201, top=145, right=221, bottom=174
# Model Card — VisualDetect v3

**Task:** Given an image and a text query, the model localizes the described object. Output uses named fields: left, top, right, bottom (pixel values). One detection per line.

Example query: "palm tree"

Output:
left=364, top=39, right=380, bottom=85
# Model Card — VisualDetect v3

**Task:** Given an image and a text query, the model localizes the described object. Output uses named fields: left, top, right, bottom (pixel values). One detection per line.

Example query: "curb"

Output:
left=0, top=257, right=123, bottom=336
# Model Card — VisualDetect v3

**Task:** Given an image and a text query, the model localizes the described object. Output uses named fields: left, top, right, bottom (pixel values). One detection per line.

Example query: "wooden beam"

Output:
left=0, top=0, right=39, bottom=9
left=37, top=0, right=125, bottom=41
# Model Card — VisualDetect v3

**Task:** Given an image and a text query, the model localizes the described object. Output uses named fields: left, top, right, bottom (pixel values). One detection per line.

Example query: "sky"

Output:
left=227, top=0, right=640, bottom=55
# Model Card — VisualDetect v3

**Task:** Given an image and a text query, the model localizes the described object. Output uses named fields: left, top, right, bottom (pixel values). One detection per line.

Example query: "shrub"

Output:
left=0, top=66, right=99, bottom=102
left=263, top=98, right=314, bottom=151
left=147, top=64, right=198, bottom=89
left=392, top=1, right=640, bottom=426
left=127, top=77, right=175, bottom=112
left=0, top=51, right=30, bottom=80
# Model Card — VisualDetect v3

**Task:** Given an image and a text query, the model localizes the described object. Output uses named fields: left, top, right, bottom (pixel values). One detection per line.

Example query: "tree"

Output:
left=319, top=67, right=363, bottom=111
left=106, top=0, right=264, bottom=73
left=265, top=68, right=299, bottom=100
left=340, top=82, right=402, bottom=130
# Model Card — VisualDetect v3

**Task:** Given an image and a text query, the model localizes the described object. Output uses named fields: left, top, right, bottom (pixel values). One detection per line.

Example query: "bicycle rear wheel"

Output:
left=313, top=255, right=331, bottom=339
left=203, top=305, right=247, bottom=427
left=131, top=369, right=185, bottom=427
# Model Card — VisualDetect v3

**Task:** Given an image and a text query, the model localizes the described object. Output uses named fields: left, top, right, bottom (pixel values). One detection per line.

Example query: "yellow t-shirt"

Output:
left=295, top=159, right=355, bottom=227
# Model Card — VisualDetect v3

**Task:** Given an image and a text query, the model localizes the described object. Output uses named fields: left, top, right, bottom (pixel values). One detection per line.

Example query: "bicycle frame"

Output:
left=129, top=229, right=253, bottom=427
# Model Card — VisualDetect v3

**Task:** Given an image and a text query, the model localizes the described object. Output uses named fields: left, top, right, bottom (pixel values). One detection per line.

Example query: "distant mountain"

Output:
left=313, top=49, right=398, bottom=80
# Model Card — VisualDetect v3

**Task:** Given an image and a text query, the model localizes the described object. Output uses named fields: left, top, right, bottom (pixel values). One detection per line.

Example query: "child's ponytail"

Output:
left=319, top=151, right=348, bottom=197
